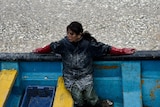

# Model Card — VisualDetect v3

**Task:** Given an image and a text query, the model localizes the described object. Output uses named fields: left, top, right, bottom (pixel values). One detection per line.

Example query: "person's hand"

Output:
left=122, top=48, right=136, bottom=54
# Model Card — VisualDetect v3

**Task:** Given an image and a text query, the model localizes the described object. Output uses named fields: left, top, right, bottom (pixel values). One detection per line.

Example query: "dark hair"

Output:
left=82, top=31, right=97, bottom=42
left=67, top=21, right=83, bottom=35
left=67, top=21, right=97, bottom=42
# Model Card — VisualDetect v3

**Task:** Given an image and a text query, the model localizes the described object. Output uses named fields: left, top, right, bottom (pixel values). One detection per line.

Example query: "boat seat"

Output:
left=0, top=70, right=17, bottom=107
left=53, top=76, right=74, bottom=107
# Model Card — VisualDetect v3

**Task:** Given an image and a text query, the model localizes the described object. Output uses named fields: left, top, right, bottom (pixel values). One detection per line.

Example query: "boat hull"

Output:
left=0, top=51, right=160, bottom=107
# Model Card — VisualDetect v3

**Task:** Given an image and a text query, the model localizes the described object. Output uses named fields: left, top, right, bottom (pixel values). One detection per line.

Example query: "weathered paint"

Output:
left=0, top=51, right=160, bottom=107
left=53, top=77, right=74, bottom=107
left=141, top=80, right=144, bottom=85
left=149, top=80, right=160, bottom=100
left=94, top=65, right=119, bottom=69
left=0, top=70, right=17, bottom=107
left=122, top=62, right=142, bottom=107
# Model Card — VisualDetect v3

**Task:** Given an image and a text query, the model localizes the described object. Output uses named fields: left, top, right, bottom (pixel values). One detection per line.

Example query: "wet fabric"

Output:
left=71, top=84, right=99, bottom=106
left=50, top=36, right=111, bottom=95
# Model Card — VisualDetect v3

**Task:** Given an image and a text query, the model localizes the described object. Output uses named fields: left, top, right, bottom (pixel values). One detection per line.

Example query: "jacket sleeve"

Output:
left=90, top=41, right=136, bottom=56
left=33, top=40, right=63, bottom=54
left=49, top=41, right=63, bottom=54
left=90, top=41, right=111, bottom=57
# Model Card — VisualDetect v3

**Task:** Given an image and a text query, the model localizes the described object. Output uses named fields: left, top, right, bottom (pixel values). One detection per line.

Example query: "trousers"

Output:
left=70, top=84, right=99, bottom=107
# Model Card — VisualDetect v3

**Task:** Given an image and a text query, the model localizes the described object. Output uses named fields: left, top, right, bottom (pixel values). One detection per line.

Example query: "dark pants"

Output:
left=71, top=84, right=99, bottom=107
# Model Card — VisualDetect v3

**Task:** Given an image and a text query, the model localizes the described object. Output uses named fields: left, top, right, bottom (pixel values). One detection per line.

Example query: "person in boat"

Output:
left=33, top=21, right=136, bottom=107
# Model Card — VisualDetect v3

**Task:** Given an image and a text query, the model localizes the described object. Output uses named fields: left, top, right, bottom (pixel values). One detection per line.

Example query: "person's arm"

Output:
left=33, top=44, right=52, bottom=53
left=109, top=46, right=136, bottom=55
left=33, top=38, right=64, bottom=54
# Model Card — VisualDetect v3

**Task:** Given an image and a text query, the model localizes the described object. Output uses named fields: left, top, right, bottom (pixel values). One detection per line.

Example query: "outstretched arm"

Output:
left=33, top=44, right=52, bottom=53
left=109, top=46, right=136, bottom=55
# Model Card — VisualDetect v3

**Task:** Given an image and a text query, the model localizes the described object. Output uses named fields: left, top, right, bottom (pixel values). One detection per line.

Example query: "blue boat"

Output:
left=0, top=50, right=160, bottom=107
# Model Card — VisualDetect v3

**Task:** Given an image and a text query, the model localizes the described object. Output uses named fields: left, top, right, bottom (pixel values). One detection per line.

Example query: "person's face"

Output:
left=67, top=29, right=81, bottom=42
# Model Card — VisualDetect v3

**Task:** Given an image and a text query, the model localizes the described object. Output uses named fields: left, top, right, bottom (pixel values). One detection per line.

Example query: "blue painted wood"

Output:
left=0, top=51, right=160, bottom=107
left=93, top=61, right=123, bottom=105
left=122, top=62, right=142, bottom=107
left=141, top=61, right=160, bottom=107
left=142, top=79, right=160, bottom=107
left=3, top=61, right=63, bottom=107
left=0, top=62, right=20, bottom=107
left=93, top=61, right=121, bottom=77
left=19, top=62, right=62, bottom=88
left=1, top=62, right=20, bottom=87
left=94, top=77, right=123, bottom=105
left=1, top=62, right=19, bottom=70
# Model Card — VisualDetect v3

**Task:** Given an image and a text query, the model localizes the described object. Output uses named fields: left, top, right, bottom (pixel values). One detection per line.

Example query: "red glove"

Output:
left=33, top=45, right=52, bottom=53
left=110, top=47, right=136, bottom=55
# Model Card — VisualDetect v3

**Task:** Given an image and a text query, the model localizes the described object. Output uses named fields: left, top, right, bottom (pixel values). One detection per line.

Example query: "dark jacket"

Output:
left=50, top=36, right=111, bottom=90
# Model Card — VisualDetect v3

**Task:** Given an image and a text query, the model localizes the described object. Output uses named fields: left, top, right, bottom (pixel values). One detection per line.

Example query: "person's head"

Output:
left=66, top=21, right=96, bottom=42
left=66, top=21, right=83, bottom=42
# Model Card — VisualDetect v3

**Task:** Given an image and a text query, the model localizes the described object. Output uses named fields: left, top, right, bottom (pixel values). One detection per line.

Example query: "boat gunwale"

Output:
left=0, top=50, right=160, bottom=61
